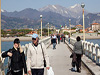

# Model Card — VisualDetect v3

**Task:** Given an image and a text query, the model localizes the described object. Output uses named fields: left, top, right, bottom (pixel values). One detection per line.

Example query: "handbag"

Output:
left=41, top=44, right=46, bottom=67
left=6, top=57, right=12, bottom=75
left=47, top=67, right=54, bottom=75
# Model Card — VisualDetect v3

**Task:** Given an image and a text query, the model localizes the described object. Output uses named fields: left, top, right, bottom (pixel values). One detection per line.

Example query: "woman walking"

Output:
left=2, top=38, right=27, bottom=75
left=73, top=36, right=83, bottom=73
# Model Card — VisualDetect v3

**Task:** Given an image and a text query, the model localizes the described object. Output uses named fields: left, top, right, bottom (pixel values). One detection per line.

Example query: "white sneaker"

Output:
left=72, top=67, right=75, bottom=71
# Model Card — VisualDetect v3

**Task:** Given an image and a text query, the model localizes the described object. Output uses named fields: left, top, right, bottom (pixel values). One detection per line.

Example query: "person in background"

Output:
left=27, top=33, right=50, bottom=75
left=73, top=36, right=83, bottom=73
left=2, top=38, right=27, bottom=75
left=52, top=34, right=57, bottom=49
left=57, top=34, right=60, bottom=44
left=61, top=34, right=64, bottom=42
left=63, top=34, right=66, bottom=43
left=68, top=34, right=70, bottom=44
left=50, top=34, right=53, bottom=44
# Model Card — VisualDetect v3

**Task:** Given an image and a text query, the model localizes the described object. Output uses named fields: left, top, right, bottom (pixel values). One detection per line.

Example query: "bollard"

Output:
left=92, top=44, right=96, bottom=62
left=95, top=44, right=100, bottom=65
left=90, top=43, right=94, bottom=59
left=87, top=42, right=91, bottom=58
left=84, top=41, right=87, bottom=55
left=25, top=44, right=29, bottom=56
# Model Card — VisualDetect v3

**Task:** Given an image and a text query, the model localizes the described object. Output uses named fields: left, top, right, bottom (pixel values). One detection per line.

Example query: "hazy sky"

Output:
left=1, top=0, right=100, bottom=13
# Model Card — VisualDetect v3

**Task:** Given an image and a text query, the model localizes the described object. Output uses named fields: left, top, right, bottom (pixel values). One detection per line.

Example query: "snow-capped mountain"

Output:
left=39, top=5, right=71, bottom=17
left=1, top=9, right=6, bottom=12
left=39, top=4, right=89, bottom=18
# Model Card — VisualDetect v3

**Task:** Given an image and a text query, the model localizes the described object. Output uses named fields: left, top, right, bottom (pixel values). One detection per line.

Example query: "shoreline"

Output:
left=1, top=36, right=48, bottom=42
left=1, top=37, right=32, bottom=42
left=1, top=36, right=100, bottom=42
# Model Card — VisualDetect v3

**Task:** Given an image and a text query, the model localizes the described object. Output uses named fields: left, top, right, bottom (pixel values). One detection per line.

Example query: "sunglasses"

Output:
left=32, top=38, right=36, bottom=40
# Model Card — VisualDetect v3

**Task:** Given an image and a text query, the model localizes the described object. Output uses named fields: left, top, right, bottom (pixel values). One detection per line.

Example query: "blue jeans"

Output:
left=53, top=43, right=56, bottom=49
left=68, top=38, right=70, bottom=44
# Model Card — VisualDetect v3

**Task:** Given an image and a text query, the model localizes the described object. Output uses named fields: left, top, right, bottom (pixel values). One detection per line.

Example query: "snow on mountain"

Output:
left=1, top=9, right=5, bottom=12
left=39, top=4, right=86, bottom=18
left=70, top=4, right=80, bottom=9
left=52, top=5, right=57, bottom=9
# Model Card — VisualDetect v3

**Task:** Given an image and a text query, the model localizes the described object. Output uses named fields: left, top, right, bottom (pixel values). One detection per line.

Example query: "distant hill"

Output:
left=79, top=13, right=100, bottom=28
left=1, top=8, right=77, bottom=29
left=1, top=4, right=100, bottom=29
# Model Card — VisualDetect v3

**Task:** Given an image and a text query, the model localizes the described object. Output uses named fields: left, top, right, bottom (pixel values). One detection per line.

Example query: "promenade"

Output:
left=45, top=42, right=91, bottom=75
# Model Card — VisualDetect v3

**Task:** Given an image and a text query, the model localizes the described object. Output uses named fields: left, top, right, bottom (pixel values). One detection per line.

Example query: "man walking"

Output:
left=57, top=34, right=60, bottom=44
left=27, top=33, right=50, bottom=75
left=52, top=34, right=57, bottom=49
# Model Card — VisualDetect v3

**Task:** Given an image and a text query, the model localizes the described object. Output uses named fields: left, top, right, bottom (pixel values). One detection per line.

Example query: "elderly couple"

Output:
left=2, top=33, right=50, bottom=75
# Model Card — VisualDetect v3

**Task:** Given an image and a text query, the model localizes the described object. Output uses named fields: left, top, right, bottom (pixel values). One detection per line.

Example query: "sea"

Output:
left=1, top=39, right=100, bottom=74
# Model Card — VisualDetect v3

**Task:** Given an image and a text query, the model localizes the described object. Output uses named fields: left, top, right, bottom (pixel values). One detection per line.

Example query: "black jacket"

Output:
left=2, top=47, right=27, bottom=74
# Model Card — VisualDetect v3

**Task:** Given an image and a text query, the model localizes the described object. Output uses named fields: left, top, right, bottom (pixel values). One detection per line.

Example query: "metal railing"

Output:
left=65, top=35, right=100, bottom=65
left=0, top=37, right=51, bottom=75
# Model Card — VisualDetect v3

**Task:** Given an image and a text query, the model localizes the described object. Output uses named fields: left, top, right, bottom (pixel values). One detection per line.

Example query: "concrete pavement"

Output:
left=46, top=42, right=91, bottom=75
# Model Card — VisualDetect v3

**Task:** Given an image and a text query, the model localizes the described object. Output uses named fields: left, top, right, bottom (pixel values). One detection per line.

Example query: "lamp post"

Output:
left=48, top=23, right=49, bottom=36
left=40, top=15, right=42, bottom=39
left=81, top=3, right=85, bottom=41
left=0, top=0, right=1, bottom=55
left=69, top=19, right=71, bottom=37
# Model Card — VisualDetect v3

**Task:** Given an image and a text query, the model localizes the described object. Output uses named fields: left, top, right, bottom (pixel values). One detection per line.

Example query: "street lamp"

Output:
left=48, top=23, right=49, bottom=36
left=81, top=3, right=85, bottom=41
left=40, top=15, right=43, bottom=39
left=0, top=0, right=1, bottom=60
left=69, top=19, right=71, bottom=37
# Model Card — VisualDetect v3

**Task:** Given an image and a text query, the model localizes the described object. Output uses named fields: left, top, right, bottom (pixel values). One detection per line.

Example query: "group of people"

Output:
left=2, top=33, right=83, bottom=75
left=2, top=33, right=50, bottom=75
left=50, top=34, right=66, bottom=49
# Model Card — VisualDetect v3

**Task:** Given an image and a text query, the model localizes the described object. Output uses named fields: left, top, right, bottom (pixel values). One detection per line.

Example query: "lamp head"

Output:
left=81, top=3, right=85, bottom=8
left=69, top=19, right=71, bottom=22
left=40, top=15, right=43, bottom=18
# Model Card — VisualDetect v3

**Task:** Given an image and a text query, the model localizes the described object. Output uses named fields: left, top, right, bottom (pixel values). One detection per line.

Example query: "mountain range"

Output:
left=1, top=4, right=100, bottom=29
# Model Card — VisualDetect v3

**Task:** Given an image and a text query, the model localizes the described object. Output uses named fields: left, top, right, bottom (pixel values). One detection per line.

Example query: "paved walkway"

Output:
left=46, top=42, right=91, bottom=75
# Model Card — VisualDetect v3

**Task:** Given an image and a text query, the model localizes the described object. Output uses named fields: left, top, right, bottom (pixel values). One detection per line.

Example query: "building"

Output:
left=4, top=29, right=11, bottom=32
left=49, top=26, right=56, bottom=30
left=79, top=29, right=88, bottom=32
left=62, top=29, right=76, bottom=33
left=75, top=25, right=83, bottom=29
left=91, top=23, right=100, bottom=31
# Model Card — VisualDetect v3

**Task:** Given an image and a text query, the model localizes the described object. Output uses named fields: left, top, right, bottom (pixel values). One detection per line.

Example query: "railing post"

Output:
left=89, top=43, right=94, bottom=59
left=92, top=44, right=96, bottom=62
left=97, top=47, right=100, bottom=64
left=84, top=41, right=87, bottom=55
left=95, top=44, right=100, bottom=65
left=87, top=42, right=91, bottom=58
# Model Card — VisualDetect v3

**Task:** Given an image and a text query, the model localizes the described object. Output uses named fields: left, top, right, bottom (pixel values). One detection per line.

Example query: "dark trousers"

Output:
left=11, top=70, right=23, bottom=75
left=76, top=54, right=81, bottom=71
left=64, top=38, right=65, bottom=43
left=31, top=69, right=44, bottom=75
left=58, top=39, right=60, bottom=44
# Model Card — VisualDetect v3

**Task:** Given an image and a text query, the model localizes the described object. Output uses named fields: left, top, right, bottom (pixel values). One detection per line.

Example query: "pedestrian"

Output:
left=51, top=34, right=53, bottom=44
left=57, top=34, right=60, bottom=44
left=63, top=34, right=65, bottom=43
left=61, top=34, right=64, bottom=42
left=68, top=34, right=70, bottom=44
left=73, top=36, right=83, bottom=73
left=52, top=34, right=57, bottom=49
left=27, top=33, right=50, bottom=75
left=2, top=38, right=27, bottom=75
